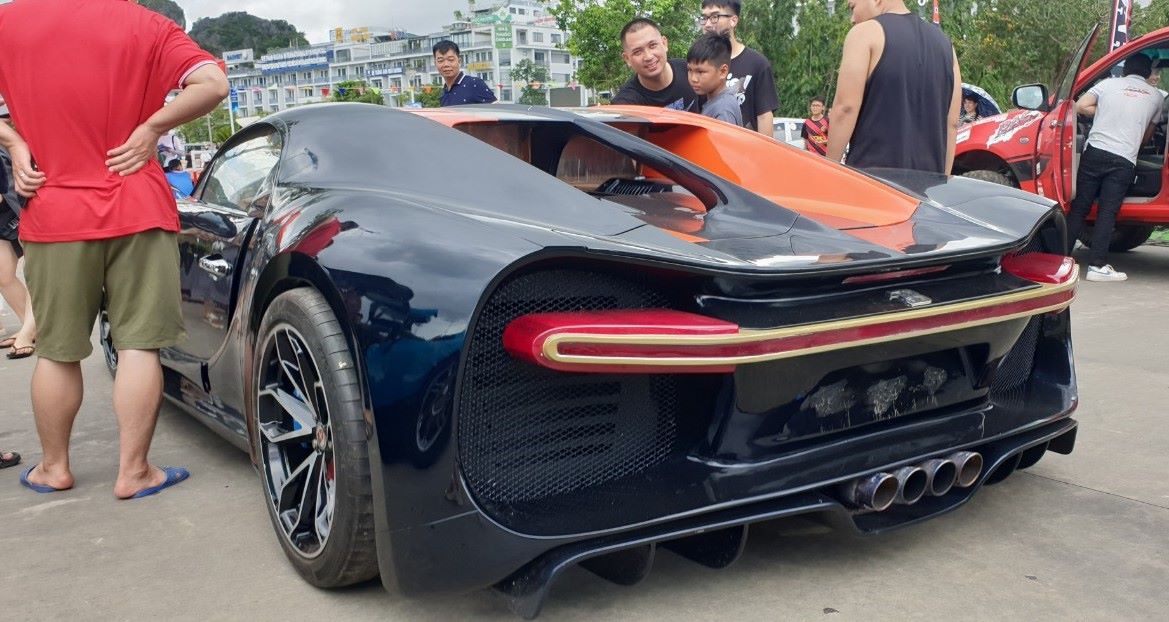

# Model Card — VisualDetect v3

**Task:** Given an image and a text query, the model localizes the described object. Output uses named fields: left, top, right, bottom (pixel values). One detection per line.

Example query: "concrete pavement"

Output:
left=1, top=246, right=1167, bottom=621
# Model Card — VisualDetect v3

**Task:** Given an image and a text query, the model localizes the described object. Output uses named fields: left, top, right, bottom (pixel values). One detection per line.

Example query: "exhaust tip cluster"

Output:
left=837, top=451, right=984, bottom=512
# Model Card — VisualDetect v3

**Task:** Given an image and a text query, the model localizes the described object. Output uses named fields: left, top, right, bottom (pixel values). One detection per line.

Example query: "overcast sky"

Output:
left=177, top=0, right=468, bottom=44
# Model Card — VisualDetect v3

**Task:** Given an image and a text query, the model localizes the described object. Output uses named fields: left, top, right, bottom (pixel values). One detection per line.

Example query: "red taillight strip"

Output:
left=504, top=261, right=1077, bottom=374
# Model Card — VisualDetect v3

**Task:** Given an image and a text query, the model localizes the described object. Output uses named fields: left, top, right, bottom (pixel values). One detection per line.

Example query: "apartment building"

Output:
left=226, top=0, right=586, bottom=117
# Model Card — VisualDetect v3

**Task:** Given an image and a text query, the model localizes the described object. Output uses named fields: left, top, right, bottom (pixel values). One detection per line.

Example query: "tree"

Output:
left=1132, top=0, right=1169, bottom=38
left=331, top=80, right=385, bottom=105
left=955, top=0, right=1110, bottom=104
left=744, top=0, right=848, bottom=117
left=189, top=12, right=308, bottom=58
left=511, top=59, right=551, bottom=105
left=140, top=0, right=185, bottom=29
left=417, top=86, right=442, bottom=108
left=178, top=107, right=234, bottom=145
left=551, top=0, right=698, bottom=94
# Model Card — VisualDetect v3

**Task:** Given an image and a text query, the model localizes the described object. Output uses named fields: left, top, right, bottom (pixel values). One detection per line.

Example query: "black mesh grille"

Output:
left=989, top=316, right=1041, bottom=402
left=458, top=270, right=682, bottom=509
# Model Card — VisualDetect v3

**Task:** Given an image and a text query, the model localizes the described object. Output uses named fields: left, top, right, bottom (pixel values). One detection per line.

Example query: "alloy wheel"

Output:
left=256, top=324, right=336, bottom=559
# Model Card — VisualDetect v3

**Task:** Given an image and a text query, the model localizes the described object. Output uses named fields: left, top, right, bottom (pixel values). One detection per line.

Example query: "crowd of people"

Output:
left=428, top=0, right=965, bottom=171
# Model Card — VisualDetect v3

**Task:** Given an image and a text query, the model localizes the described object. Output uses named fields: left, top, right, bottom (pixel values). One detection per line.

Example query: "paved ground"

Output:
left=2, top=246, right=1167, bottom=621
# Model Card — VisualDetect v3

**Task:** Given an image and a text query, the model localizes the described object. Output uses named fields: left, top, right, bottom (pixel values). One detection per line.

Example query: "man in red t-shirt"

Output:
left=0, top=0, right=227, bottom=499
left=801, top=96, right=830, bottom=156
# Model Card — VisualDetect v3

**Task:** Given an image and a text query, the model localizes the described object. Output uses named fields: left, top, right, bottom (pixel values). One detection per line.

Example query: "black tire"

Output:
left=253, top=288, right=378, bottom=587
left=961, top=170, right=1016, bottom=187
left=1078, top=224, right=1156, bottom=253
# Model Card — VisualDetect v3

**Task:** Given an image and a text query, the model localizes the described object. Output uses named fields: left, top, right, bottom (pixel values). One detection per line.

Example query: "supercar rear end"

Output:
left=447, top=217, right=1077, bottom=618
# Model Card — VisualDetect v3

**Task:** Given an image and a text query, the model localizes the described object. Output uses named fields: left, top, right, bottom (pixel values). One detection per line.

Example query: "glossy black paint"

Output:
left=157, top=104, right=1078, bottom=607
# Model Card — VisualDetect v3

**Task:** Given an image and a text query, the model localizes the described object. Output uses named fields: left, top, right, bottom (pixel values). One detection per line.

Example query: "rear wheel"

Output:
left=1078, top=224, right=1156, bottom=253
left=961, top=170, right=1016, bottom=187
left=253, top=288, right=378, bottom=587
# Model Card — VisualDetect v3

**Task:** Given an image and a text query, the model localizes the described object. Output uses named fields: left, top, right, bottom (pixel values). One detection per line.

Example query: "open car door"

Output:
left=1035, top=24, right=1100, bottom=204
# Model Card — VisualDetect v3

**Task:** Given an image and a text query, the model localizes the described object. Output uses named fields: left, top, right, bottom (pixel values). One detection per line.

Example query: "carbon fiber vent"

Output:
left=989, top=316, right=1041, bottom=402
left=988, top=227, right=1051, bottom=403
left=458, top=270, right=682, bottom=511
left=596, top=177, right=674, bottom=196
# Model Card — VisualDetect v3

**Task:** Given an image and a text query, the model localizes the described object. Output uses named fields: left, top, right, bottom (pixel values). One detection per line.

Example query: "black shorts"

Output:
left=0, top=207, right=21, bottom=258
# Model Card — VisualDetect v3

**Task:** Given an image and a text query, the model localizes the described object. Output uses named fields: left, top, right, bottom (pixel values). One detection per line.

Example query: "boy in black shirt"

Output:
left=611, top=18, right=698, bottom=111
left=699, top=1, right=779, bottom=133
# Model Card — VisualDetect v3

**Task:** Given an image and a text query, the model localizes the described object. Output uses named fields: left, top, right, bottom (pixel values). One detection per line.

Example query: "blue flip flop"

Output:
left=128, top=466, right=190, bottom=499
left=20, top=464, right=68, bottom=494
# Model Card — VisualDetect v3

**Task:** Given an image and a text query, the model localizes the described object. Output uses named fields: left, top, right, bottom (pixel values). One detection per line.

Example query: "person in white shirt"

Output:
left=1065, top=53, right=1163, bottom=282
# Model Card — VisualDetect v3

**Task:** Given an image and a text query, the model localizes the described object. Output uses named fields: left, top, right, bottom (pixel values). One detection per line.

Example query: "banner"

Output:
left=1109, top=0, right=1132, bottom=51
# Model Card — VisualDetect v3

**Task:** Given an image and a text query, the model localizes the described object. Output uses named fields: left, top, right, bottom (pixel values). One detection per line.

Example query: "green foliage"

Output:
left=331, top=80, right=385, bottom=105
left=952, top=0, right=1110, bottom=105
left=189, top=12, right=308, bottom=58
left=1133, top=0, right=1169, bottom=38
left=737, top=0, right=1113, bottom=116
left=550, top=0, right=698, bottom=94
left=139, top=0, right=185, bottom=29
left=416, top=86, right=442, bottom=108
left=178, top=107, right=234, bottom=145
left=741, top=1, right=848, bottom=117
left=511, top=59, right=551, bottom=105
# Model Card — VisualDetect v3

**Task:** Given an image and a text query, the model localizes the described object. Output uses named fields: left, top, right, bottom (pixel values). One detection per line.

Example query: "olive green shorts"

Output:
left=23, top=229, right=187, bottom=362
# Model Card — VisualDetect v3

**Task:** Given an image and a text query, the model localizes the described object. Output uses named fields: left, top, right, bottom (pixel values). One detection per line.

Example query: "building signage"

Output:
left=223, top=48, right=255, bottom=65
left=259, top=56, right=331, bottom=75
left=466, top=61, right=493, bottom=72
left=368, top=66, right=405, bottom=77
left=494, top=23, right=513, bottom=50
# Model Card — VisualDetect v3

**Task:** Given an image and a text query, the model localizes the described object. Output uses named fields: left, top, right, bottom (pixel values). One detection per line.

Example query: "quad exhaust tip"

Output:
left=920, top=458, right=958, bottom=496
left=892, top=466, right=928, bottom=505
left=837, top=451, right=984, bottom=511
left=948, top=451, right=984, bottom=488
left=837, top=472, right=899, bottom=512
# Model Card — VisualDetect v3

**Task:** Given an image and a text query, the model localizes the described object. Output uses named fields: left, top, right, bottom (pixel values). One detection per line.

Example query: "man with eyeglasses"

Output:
left=699, top=1, right=778, bottom=134
left=611, top=18, right=698, bottom=112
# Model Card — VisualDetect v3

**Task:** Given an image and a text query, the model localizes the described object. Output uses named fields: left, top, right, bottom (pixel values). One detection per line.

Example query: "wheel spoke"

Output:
left=315, top=458, right=335, bottom=539
left=275, top=331, right=310, bottom=399
left=277, top=452, right=318, bottom=518
left=259, top=386, right=317, bottom=439
left=292, top=453, right=322, bottom=533
left=259, top=419, right=313, bottom=444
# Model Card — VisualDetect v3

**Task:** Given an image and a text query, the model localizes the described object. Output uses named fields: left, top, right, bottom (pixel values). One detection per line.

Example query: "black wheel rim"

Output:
left=257, top=325, right=336, bottom=559
left=99, top=310, right=118, bottom=372
left=415, top=366, right=453, bottom=453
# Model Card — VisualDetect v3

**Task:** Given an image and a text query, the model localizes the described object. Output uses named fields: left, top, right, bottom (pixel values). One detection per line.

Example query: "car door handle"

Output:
left=198, top=255, right=232, bottom=279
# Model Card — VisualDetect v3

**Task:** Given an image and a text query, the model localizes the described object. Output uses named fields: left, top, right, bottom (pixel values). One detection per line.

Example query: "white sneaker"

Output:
left=1085, top=264, right=1127, bottom=282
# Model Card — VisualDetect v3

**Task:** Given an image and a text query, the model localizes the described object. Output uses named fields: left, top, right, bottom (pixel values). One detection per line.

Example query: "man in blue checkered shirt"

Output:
left=434, top=41, right=498, bottom=107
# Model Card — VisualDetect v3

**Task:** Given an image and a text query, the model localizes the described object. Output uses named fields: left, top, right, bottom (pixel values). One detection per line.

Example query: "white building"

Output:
left=226, top=1, right=587, bottom=115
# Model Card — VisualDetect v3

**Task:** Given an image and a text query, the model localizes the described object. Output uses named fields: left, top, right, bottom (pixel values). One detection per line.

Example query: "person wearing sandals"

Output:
left=0, top=0, right=227, bottom=499
left=0, top=450, right=19, bottom=469
left=0, top=102, right=37, bottom=360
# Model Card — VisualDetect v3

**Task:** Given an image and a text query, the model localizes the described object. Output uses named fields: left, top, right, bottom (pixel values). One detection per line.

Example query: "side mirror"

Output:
left=1013, top=84, right=1049, bottom=112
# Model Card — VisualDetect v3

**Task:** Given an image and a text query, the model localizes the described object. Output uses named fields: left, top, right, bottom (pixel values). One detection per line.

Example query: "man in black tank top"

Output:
left=827, top=0, right=962, bottom=174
